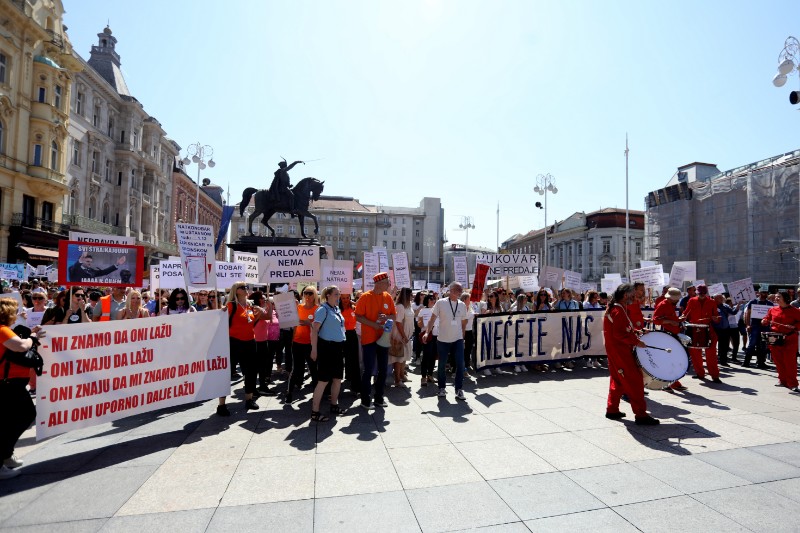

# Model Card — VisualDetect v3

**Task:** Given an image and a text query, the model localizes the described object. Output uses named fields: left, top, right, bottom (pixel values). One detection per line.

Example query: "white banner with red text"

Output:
left=35, top=310, right=231, bottom=440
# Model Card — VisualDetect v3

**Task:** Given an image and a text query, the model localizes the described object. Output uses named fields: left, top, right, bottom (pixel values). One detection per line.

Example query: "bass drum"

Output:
left=635, top=331, right=690, bottom=390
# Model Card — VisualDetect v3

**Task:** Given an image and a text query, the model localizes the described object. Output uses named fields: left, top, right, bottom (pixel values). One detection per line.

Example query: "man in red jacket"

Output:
left=680, top=284, right=721, bottom=382
left=604, top=283, right=659, bottom=425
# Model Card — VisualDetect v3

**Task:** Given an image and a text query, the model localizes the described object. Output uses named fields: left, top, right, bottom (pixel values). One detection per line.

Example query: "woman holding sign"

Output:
left=0, top=298, right=45, bottom=479
left=287, top=286, right=319, bottom=402
left=217, top=282, right=262, bottom=416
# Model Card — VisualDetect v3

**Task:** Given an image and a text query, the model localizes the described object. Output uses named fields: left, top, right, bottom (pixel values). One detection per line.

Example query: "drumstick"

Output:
left=643, top=345, right=672, bottom=353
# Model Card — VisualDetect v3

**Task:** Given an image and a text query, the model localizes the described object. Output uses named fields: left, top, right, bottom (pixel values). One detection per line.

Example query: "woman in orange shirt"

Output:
left=217, top=281, right=262, bottom=416
left=287, top=286, right=319, bottom=403
left=339, top=293, right=360, bottom=395
left=0, top=298, right=45, bottom=479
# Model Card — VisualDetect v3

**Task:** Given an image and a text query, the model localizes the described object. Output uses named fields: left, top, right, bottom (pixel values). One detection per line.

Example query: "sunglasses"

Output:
left=303, top=292, right=315, bottom=296
left=32, top=296, right=45, bottom=300
left=208, top=295, right=216, bottom=299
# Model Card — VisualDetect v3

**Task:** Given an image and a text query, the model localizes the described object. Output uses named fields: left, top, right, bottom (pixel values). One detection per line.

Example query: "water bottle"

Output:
left=377, top=318, right=394, bottom=348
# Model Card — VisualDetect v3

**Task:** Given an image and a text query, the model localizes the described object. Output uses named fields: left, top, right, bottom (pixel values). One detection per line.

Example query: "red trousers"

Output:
left=689, top=343, right=719, bottom=380
left=606, top=346, right=648, bottom=418
left=770, top=338, right=798, bottom=389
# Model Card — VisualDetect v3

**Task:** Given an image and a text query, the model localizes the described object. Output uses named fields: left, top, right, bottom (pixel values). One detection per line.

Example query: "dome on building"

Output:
left=33, top=55, right=61, bottom=69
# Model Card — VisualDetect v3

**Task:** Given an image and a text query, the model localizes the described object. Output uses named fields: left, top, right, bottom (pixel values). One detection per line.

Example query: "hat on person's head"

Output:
left=30, top=278, right=39, bottom=284
left=373, top=272, right=389, bottom=283
left=696, top=285, right=708, bottom=295
left=667, top=288, right=681, bottom=300
left=31, top=287, right=46, bottom=294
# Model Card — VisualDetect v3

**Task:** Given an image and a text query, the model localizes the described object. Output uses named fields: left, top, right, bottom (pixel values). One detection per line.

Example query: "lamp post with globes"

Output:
left=533, top=174, right=558, bottom=270
left=458, top=216, right=475, bottom=288
left=181, top=143, right=216, bottom=224
left=772, top=36, right=800, bottom=286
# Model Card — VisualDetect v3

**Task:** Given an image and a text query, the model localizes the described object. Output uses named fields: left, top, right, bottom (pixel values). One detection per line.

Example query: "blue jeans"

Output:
left=361, top=342, right=388, bottom=405
left=437, top=339, right=464, bottom=391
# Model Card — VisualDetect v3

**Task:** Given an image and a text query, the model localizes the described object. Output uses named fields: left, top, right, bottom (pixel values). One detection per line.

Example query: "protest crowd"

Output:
left=2, top=267, right=800, bottom=480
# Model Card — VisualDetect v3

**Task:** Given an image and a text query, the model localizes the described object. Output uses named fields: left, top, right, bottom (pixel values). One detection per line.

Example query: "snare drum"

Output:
left=761, top=332, right=787, bottom=346
left=685, top=323, right=711, bottom=348
left=635, top=331, right=690, bottom=390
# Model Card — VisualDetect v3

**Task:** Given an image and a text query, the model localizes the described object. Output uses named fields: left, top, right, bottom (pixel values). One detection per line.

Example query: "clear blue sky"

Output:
left=63, top=0, right=800, bottom=250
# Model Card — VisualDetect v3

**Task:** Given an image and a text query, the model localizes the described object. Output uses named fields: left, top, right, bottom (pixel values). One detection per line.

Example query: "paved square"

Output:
left=4, top=360, right=800, bottom=531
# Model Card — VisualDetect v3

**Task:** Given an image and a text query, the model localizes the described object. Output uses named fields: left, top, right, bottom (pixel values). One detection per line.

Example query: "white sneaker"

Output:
left=0, top=465, right=20, bottom=479
left=437, top=388, right=447, bottom=397
left=520, top=365, right=528, bottom=372
left=492, top=367, right=502, bottom=375
left=456, top=389, right=466, bottom=401
left=513, top=365, right=522, bottom=373
left=593, top=360, right=602, bottom=369
left=482, top=369, right=492, bottom=377
left=3, top=456, right=22, bottom=469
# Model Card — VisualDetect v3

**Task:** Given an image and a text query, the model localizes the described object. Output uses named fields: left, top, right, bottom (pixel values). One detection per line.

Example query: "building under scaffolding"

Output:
left=645, top=149, right=800, bottom=286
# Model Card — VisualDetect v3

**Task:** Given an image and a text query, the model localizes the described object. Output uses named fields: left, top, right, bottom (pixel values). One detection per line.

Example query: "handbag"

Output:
left=3, top=325, right=44, bottom=376
left=389, top=336, right=405, bottom=357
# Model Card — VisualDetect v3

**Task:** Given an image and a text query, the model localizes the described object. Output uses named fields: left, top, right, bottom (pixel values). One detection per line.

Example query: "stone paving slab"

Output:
left=3, top=361, right=800, bottom=531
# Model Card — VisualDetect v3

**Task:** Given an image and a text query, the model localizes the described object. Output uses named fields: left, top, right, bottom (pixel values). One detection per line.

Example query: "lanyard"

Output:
left=448, top=299, right=459, bottom=320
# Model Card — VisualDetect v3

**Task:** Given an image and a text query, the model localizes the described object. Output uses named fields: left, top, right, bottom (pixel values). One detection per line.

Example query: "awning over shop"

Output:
left=18, top=245, right=59, bottom=261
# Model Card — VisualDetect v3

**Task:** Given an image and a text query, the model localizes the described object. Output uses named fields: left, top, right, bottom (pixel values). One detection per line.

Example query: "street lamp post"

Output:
left=772, top=36, right=800, bottom=286
left=181, top=142, right=216, bottom=224
left=533, top=174, right=558, bottom=270
left=425, top=237, right=434, bottom=286
left=459, top=216, right=475, bottom=288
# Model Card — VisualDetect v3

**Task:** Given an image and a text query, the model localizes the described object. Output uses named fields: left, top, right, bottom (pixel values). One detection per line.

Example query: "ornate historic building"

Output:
left=0, top=0, right=81, bottom=263
left=64, top=26, right=180, bottom=264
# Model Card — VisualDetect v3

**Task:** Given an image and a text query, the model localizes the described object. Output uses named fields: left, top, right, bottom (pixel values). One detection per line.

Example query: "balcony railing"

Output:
left=61, top=213, right=119, bottom=235
left=13, top=213, right=70, bottom=236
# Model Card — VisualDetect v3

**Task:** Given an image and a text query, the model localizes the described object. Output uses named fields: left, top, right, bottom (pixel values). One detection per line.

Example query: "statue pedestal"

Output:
left=229, top=235, right=322, bottom=254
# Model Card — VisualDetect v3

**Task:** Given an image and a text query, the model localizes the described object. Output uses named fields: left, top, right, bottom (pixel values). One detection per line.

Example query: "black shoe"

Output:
left=257, top=387, right=276, bottom=396
left=605, top=412, right=626, bottom=420
left=643, top=391, right=649, bottom=396
left=230, top=372, right=242, bottom=381
left=375, top=398, right=388, bottom=408
left=246, top=399, right=259, bottom=411
left=720, top=362, right=730, bottom=367
left=635, top=415, right=660, bottom=426
left=711, top=377, right=722, bottom=383
left=284, top=392, right=293, bottom=403
left=757, top=364, right=770, bottom=370
left=791, top=387, right=800, bottom=393
left=216, top=404, right=231, bottom=417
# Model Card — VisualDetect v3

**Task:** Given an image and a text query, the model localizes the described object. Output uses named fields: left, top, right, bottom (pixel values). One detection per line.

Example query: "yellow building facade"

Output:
left=0, top=0, right=80, bottom=264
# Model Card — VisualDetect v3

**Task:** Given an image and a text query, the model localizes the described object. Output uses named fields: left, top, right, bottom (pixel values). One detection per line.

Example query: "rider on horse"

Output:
left=268, top=158, right=304, bottom=213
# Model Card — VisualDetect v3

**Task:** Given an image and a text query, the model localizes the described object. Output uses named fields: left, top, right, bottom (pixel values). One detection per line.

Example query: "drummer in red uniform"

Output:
left=627, top=282, right=647, bottom=332
left=604, top=283, right=660, bottom=425
left=652, top=287, right=688, bottom=391
left=761, top=291, right=800, bottom=392
left=680, top=284, right=721, bottom=383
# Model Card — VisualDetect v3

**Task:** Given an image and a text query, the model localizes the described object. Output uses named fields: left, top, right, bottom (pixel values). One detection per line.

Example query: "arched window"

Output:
left=50, top=141, right=58, bottom=171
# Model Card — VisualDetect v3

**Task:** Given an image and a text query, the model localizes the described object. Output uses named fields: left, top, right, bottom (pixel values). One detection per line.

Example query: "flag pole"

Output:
left=625, top=134, right=630, bottom=277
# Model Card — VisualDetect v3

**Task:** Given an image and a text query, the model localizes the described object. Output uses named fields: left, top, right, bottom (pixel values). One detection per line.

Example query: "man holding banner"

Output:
left=423, top=282, right=468, bottom=401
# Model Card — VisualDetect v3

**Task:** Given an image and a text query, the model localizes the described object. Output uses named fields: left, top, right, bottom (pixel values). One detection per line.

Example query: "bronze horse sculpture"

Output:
left=240, top=177, right=325, bottom=238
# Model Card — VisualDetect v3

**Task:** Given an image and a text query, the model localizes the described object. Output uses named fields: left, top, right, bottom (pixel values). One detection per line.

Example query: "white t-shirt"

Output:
left=431, top=297, right=467, bottom=343
left=465, top=302, right=478, bottom=332
left=418, top=307, right=438, bottom=336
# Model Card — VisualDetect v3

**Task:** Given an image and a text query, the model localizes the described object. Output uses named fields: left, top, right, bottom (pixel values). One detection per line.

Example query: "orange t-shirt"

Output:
left=0, top=325, right=28, bottom=380
left=293, top=304, right=319, bottom=344
left=355, top=290, right=396, bottom=345
left=228, top=302, right=255, bottom=341
left=342, top=307, right=356, bottom=331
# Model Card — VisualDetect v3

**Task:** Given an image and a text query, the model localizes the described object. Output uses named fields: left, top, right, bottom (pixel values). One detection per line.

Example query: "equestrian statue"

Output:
left=240, top=158, right=325, bottom=238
